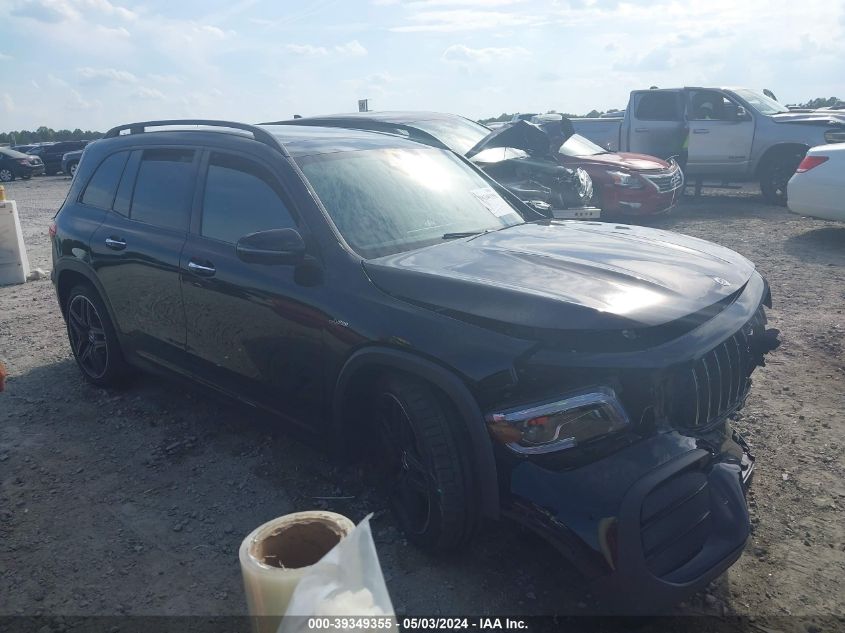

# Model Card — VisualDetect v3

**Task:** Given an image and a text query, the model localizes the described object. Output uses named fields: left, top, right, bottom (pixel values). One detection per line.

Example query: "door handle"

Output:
left=187, top=260, right=216, bottom=276
left=104, top=237, right=126, bottom=250
left=693, top=129, right=710, bottom=134
left=634, top=127, right=649, bottom=132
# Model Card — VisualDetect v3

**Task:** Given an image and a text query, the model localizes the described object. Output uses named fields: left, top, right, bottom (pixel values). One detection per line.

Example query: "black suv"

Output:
left=29, top=140, right=89, bottom=175
left=51, top=120, right=779, bottom=611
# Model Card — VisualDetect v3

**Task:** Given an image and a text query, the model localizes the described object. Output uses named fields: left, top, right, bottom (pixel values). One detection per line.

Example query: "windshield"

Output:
left=732, top=89, right=789, bottom=115
left=298, top=147, right=523, bottom=258
left=558, top=133, right=607, bottom=157
left=409, top=117, right=490, bottom=155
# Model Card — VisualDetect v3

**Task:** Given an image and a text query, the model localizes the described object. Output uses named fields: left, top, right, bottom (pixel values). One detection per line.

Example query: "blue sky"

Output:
left=1, top=0, right=843, bottom=131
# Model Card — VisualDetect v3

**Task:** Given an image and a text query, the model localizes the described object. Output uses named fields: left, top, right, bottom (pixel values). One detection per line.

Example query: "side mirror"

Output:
left=735, top=106, right=749, bottom=120
left=236, top=228, right=306, bottom=265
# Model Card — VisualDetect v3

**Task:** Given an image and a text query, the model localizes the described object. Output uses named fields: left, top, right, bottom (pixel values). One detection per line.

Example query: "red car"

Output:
left=558, top=133, right=684, bottom=217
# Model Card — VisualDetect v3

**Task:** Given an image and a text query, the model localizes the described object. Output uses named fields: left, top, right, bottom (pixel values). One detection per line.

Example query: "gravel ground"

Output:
left=1, top=176, right=844, bottom=629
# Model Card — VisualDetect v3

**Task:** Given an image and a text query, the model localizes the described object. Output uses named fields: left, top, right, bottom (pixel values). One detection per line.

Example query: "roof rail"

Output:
left=103, top=119, right=288, bottom=155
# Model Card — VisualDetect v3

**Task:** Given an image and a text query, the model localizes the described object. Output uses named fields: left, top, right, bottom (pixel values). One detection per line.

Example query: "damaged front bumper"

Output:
left=503, top=425, right=755, bottom=613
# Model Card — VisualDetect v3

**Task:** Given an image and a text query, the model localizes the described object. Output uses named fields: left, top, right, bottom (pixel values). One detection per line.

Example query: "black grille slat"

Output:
left=670, top=307, right=765, bottom=429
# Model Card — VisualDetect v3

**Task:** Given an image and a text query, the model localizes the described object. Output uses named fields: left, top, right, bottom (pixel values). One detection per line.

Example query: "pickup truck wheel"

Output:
left=69, top=162, right=79, bottom=178
left=0, top=168, right=14, bottom=182
left=65, top=284, right=130, bottom=387
left=760, top=151, right=804, bottom=205
left=371, top=374, right=477, bottom=552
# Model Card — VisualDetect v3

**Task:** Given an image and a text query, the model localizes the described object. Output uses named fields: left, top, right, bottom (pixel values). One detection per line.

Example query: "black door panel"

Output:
left=181, top=150, right=325, bottom=424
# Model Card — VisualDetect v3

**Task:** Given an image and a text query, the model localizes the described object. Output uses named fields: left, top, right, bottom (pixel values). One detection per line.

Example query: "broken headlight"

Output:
left=607, top=170, right=644, bottom=189
left=486, top=387, right=630, bottom=455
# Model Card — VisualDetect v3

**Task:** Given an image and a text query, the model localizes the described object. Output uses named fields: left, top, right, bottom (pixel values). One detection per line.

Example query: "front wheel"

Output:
left=65, top=284, right=130, bottom=387
left=760, top=151, right=804, bottom=205
left=0, top=168, right=14, bottom=182
left=371, top=374, right=478, bottom=552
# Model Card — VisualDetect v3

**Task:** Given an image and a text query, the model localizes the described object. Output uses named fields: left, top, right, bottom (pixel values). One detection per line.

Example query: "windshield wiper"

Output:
left=442, top=230, right=489, bottom=240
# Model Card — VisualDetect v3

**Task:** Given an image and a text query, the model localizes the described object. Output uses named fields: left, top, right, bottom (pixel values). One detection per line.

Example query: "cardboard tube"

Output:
left=239, top=511, right=355, bottom=633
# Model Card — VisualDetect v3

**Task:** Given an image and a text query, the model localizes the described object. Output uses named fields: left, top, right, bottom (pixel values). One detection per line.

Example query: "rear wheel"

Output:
left=760, top=150, right=804, bottom=205
left=65, top=284, right=129, bottom=387
left=0, top=168, right=14, bottom=182
left=69, top=162, right=79, bottom=178
left=371, top=374, right=477, bottom=552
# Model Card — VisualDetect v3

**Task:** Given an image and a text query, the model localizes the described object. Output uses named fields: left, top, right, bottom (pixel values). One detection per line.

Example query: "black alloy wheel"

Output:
left=371, top=374, right=477, bottom=552
left=67, top=294, right=110, bottom=380
left=376, top=391, right=434, bottom=537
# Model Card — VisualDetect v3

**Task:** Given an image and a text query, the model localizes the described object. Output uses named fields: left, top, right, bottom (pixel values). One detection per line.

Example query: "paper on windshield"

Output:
left=470, top=187, right=515, bottom=218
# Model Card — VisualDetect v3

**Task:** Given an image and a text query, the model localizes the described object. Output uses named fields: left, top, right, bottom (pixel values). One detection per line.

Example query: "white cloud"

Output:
left=78, top=0, right=136, bottom=20
left=285, top=43, right=330, bottom=57
left=391, top=8, right=544, bottom=31
left=2, top=93, right=15, bottom=113
left=11, top=0, right=79, bottom=23
left=335, top=39, right=367, bottom=57
left=441, top=43, right=529, bottom=64
left=66, top=89, right=101, bottom=111
left=132, top=87, right=166, bottom=100
left=0, top=52, right=13, bottom=61
left=76, top=67, right=138, bottom=83
left=148, top=73, right=183, bottom=85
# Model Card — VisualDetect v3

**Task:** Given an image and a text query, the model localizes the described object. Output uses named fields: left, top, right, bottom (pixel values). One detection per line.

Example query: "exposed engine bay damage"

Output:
left=483, top=158, right=595, bottom=218
left=468, top=120, right=600, bottom=219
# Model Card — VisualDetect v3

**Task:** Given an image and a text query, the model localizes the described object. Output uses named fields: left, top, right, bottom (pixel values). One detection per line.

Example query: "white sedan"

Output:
left=787, top=144, right=845, bottom=221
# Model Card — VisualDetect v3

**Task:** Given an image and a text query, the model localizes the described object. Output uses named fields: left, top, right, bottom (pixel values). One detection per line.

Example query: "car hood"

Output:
left=573, top=151, right=670, bottom=171
left=771, top=112, right=845, bottom=126
left=466, top=120, right=551, bottom=159
left=364, top=222, right=755, bottom=332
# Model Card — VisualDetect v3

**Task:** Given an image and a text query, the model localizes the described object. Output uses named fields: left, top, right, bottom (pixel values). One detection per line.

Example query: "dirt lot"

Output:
left=1, top=176, right=844, bottom=628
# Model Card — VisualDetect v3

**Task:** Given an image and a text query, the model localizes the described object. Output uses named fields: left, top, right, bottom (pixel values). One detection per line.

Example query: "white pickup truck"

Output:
left=571, top=87, right=845, bottom=204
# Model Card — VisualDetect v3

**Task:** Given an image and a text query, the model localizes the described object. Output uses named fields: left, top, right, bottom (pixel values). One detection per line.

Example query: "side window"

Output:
left=81, top=151, right=129, bottom=210
left=689, top=91, right=738, bottom=121
left=635, top=92, right=681, bottom=121
left=201, top=152, right=296, bottom=244
left=130, top=148, right=195, bottom=231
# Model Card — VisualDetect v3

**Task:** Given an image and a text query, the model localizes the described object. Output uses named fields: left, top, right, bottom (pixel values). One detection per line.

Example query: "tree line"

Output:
left=0, top=126, right=104, bottom=146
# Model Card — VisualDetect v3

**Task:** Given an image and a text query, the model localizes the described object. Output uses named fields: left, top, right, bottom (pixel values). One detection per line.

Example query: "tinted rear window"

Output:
left=81, top=152, right=129, bottom=210
left=130, top=148, right=195, bottom=231
left=636, top=92, right=681, bottom=121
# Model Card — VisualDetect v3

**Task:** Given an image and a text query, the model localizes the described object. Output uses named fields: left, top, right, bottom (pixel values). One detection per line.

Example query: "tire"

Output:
left=65, top=284, right=130, bottom=387
left=0, top=168, right=14, bottom=182
left=21, top=175, right=31, bottom=180
left=69, top=162, right=79, bottom=178
left=371, top=373, right=478, bottom=552
left=759, top=150, right=804, bottom=205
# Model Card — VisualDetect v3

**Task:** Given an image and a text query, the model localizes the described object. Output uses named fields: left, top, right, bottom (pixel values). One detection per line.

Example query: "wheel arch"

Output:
left=55, top=260, right=120, bottom=331
left=754, top=142, right=809, bottom=178
left=332, top=346, right=500, bottom=519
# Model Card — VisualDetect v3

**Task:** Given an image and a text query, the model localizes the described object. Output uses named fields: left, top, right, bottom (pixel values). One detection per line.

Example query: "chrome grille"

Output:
left=643, top=164, right=684, bottom=193
left=670, top=308, right=765, bottom=428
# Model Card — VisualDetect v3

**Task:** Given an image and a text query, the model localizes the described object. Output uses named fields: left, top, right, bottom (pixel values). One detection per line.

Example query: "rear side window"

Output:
left=81, top=152, right=129, bottom=210
left=201, top=152, right=296, bottom=244
left=636, top=92, right=681, bottom=121
left=130, top=148, right=195, bottom=231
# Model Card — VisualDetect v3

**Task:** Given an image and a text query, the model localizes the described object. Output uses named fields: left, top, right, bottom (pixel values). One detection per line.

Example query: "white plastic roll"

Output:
left=239, top=511, right=356, bottom=633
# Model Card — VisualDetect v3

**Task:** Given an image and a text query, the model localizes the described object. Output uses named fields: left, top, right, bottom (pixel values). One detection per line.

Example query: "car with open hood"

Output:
left=51, top=119, right=779, bottom=612
left=469, top=116, right=684, bottom=218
